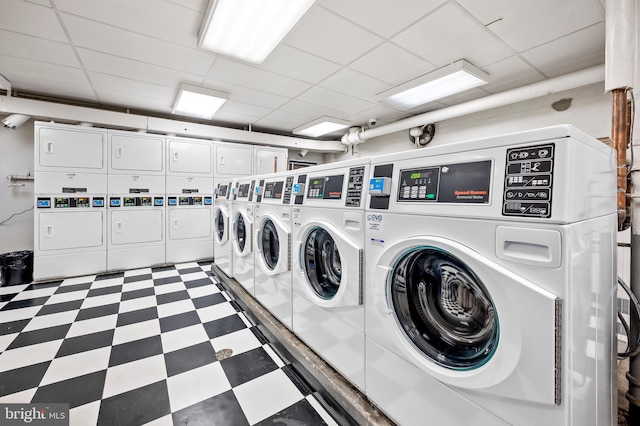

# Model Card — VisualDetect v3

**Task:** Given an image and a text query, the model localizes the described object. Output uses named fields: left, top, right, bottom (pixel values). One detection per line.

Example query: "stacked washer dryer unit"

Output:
left=213, top=142, right=254, bottom=278
left=364, top=125, right=616, bottom=425
left=107, top=130, right=166, bottom=270
left=34, top=122, right=108, bottom=280
left=253, top=170, right=296, bottom=329
left=231, top=176, right=256, bottom=294
left=291, top=159, right=370, bottom=391
left=166, top=137, right=214, bottom=264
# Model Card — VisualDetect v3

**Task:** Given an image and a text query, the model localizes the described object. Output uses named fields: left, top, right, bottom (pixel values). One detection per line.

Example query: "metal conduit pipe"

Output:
left=612, top=88, right=630, bottom=230
left=341, top=64, right=606, bottom=146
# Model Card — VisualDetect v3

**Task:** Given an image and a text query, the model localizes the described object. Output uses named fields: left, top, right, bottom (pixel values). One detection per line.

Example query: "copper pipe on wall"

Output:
left=613, top=88, right=629, bottom=231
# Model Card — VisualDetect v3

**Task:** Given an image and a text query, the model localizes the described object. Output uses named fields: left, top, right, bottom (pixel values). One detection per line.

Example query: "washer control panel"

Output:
left=37, top=196, right=105, bottom=208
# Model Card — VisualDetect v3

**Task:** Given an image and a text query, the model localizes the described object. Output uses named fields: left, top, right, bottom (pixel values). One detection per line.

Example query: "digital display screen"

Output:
left=204, top=197, right=212, bottom=205
left=110, top=198, right=121, bottom=207
left=92, top=198, right=104, bottom=207
left=154, top=197, right=164, bottom=206
left=264, top=181, right=283, bottom=199
left=168, top=197, right=177, bottom=206
left=37, top=198, right=51, bottom=208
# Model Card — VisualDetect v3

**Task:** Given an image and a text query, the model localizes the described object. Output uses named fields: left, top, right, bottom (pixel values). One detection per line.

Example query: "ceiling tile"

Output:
left=349, top=42, right=436, bottom=85
left=164, top=0, right=208, bottom=13
left=284, top=6, right=383, bottom=66
left=60, top=13, right=215, bottom=75
left=256, top=110, right=317, bottom=131
left=94, top=89, right=173, bottom=113
left=279, top=99, right=352, bottom=121
left=457, top=0, right=603, bottom=52
left=296, top=86, right=377, bottom=115
left=206, top=58, right=311, bottom=98
left=219, top=100, right=272, bottom=119
left=319, top=0, right=446, bottom=38
left=212, top=110, right=262, bottom=127
left=437, top=87, right=491, bottom=106
left=25, top=0, right=53, bottom=7
left=347, top=104, right=410, bottom=126
left=7, top=76, right=96, bottom=101
left=202, top=78, right=290, bottom=109
left=260, top=45, right=341, bottom=84
left=319, top=68, right=390, bottom=102
left=0, top=1, right=67, bottom=42
left=0, top=29, right=79, bottom=67
left=78, top=48, right=202, bottom=89
left=88, top=72, right=176, bottom=101
left=482, top=56, right=545, bottom=93
left=521, top=23, right=605, bottom=77
left=392, top=3, right=512, bottom=68
left=54, top=0, right=203, bottom=47
left=0, top=54, right=89, bottom=86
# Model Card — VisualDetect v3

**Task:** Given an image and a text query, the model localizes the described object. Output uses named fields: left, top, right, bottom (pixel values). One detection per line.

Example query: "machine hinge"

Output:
left=358, top=248, right=364, bottom=305
left=288, top=233, right=292, bottom=272
left=554, top=298, right=562, bottom=405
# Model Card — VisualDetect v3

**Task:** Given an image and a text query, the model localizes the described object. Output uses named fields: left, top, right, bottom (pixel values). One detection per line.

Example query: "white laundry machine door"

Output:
left=371, top=235, right=560, bottom=404
left=296, top=220, right=362, bottom=308
left=232, top=208, right=253, bottom=259
left=214, top=205, right=230, bottom=246
left=256, top=214, right=290, bottom=276
left=169, top=208, right=212, bottom=241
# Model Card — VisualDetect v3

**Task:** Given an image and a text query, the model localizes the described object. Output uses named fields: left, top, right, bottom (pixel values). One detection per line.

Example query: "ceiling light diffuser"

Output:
left=172, top=84, right=228, bottom=119
left=198, top=0, right=315, bottom=64
left=293, top=117, right=351, bottom=137
left=377, top=60, right=489, bottom=110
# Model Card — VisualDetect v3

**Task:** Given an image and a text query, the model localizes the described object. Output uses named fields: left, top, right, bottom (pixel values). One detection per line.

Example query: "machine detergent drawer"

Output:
left=37, top=127, right=106, bottom=171
left=169, top=209, right=212, bottom=240
left=38, top=211, right=105, bottom=250
left=168, top=140, right=212, bottom=175
left=111, top=210, right=163, bottom=244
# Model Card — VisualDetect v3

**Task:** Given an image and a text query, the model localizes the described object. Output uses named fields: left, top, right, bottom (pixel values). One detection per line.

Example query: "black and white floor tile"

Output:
left=0, top=261, right=339, bottom=426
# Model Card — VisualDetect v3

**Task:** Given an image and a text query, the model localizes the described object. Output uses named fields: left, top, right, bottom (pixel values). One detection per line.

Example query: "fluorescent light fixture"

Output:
left=377, top=60, right=489, bottom=110
left=293, top=116, right=351, bottom=137
left=198, top=0, right=315, bottom=64
left=172, top=84, right=228, bottom=119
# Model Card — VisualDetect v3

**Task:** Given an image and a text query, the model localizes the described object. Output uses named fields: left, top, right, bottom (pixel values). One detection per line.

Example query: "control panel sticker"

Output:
left=367, top=213, right=383, bottom=232
left=37, top=198, right=51, bottom=208
left=110, top=198, right=121, bottom=207
left=237, top=183, right=251, bottom=199
left=307, top=175, right=344, bottom=200
left=503, top=144, right=554, bottom=218
left=264, top=181, right=284, bottom=199
left=92, top=198, right=104, bottom=208
left=283, top=176, right=294, bottom=205
left=345, top=166, right=365, bottom=207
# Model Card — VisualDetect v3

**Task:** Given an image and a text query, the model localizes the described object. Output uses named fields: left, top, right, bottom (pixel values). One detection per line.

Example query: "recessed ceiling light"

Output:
left=198, top=0, right=316, bottom=64
left=293, top=116, right=351, bottom=137
left=377, top=60, right=489, bottom=110
left=172, top=84, right=228, bottom=119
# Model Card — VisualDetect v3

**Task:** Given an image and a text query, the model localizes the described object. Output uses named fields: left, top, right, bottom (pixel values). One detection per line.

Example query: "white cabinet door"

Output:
left=168, top=209, right=212, bottom=240
left=254, top=147, right=287, bottom=175
left=168, top=140, right=213, bottom=175
left=36, top=126, right=106, bottom=172
left=109, top=133, right=164, bottom=173
left=38, top=211, right=105, bottom=251
left=215, top=144, right=253, bottom=177
left=110, top=210, right=163, bottom=245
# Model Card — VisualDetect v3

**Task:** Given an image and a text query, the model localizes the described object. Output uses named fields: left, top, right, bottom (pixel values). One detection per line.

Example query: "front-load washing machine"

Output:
left=365, top=125, right=616, bottom=425
left=292, top=158, right=370, bottom=391
left=253, top=171, right=296, bottom=329
left=213, top=180, right=234, bottom=278
left=231, top=177, right=256, bottom=294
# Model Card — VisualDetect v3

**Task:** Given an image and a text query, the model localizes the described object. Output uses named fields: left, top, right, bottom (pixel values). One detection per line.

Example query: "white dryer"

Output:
left=364, top=125, right=616, bottom=425
left=291, top=159, right=370, bottom=392
left=253, top=171, right=296, bottom=329
left=231, top=177, right=256, bottom=294
left=213, top=180, right=234, bottom=278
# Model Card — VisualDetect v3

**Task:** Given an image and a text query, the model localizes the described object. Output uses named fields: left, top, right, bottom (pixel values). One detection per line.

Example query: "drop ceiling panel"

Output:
left=261, top=45, right=342, bottom=84
left=206, top=58, right=311, bottom=98
left=319, top=0, right=446, bottom=38
left=0, top=29, right=79, bottom=67
left=6, top=76, right=96, bottom=101
left=0, top=1, right=67, bottom=42
left=457, top=0, right=604, bottom=52
left=319, top=68, right=390, bottom=102
left=392, top=3, right=512, bottom=68
left=257, top=110, right=317, bottom=131
left=54, top=0, right=203, bottom=47
left=349, top=42, right=437, bottom=86
left=60, top=13, right=216, bottom=75
left=279, top=99, right=352, bottom=121
left=202, top=79, right=290, bottom=109
left=95, top=89, right=173, bottom=112
left=521, top=23, right=605, bottom=77
left=0, top=55, right=88, bottom=86
left=284, top=7, right=383, bottom=66
left=88, top=72, right=176, bottom=101
left=164, top=0, right=208, bottom=13
left=219, top=100, right=272, bottom=119
left=214, top=110, right=266, bottom=126
left=296, top=86, right=376, bottom=115
left=482, top=56, right=545, bottom=93
left=25, top=0, right=54, bottom=7
left=78, top=49, right=203, bottom=89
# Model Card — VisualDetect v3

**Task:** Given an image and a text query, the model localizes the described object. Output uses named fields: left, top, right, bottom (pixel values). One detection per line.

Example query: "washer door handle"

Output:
left=256, top=230, right=263, bottom=253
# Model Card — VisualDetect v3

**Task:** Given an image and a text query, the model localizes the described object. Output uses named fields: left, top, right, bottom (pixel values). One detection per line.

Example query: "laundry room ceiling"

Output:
left=0, top=0, right=605, bottom=139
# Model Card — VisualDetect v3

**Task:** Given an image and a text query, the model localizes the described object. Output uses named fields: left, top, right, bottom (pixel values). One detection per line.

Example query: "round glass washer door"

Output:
left=215, top=209, right=225, bottom=242
left=260, top=219, right=280, bottom=270
left=234, top=213, right=247, bottom=253
left=303, top=227, right=341, bottom=300
left=389, top=247, right=499, bottom=371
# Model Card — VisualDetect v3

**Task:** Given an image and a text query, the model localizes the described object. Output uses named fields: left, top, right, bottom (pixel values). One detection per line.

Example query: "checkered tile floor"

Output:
left=0, top=261, right=339, bottom=426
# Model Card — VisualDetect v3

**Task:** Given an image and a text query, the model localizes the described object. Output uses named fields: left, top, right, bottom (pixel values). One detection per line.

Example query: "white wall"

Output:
left=0, top=118, right=35, bottom=253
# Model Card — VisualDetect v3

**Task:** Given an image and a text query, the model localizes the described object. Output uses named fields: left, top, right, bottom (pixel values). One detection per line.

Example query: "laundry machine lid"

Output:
left=233, top=210, right=252, bottom=256
left=214, top=206, right=229, bottom=244
left=389, top=247, right=498, bottom=371
left=257, top=215, right=290, bottom=276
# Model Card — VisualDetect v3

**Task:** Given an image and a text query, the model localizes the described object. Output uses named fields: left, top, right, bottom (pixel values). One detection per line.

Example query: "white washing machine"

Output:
left=291, top=159, right=370, bottom=392
left=253, top=171, right=296, bottom=329
left=365, top=125, right=616, bottom=425
left=231, top=177, right=256, bottom=294
left=166, top=177, right=213, bottom=264
left=213, top=180, right=234, bottom=278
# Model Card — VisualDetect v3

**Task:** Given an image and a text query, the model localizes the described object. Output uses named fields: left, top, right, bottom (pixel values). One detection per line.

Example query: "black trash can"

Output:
left=0, top=250, right=34, bottom=286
